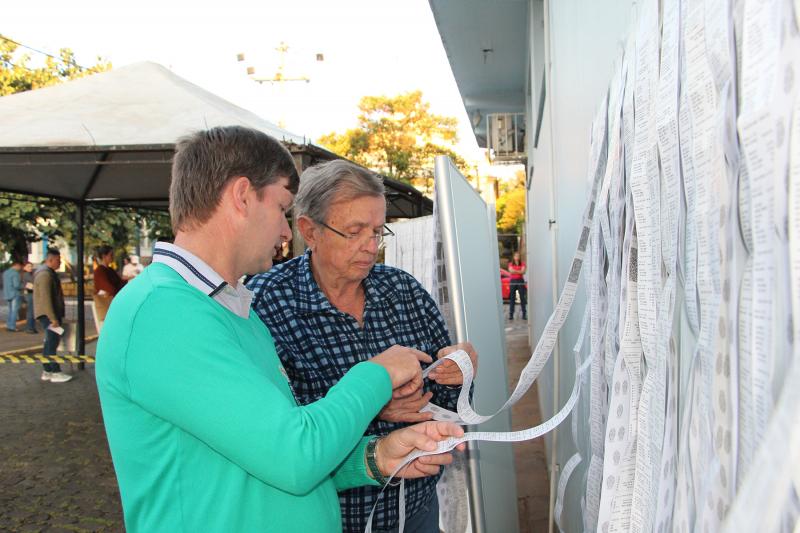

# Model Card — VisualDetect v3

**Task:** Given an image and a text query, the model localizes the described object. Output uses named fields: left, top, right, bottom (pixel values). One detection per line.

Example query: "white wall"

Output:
left=526, top=0, right=635, bottom=530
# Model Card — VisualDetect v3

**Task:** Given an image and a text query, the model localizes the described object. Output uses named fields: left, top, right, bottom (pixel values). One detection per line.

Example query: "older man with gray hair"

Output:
left=248, top=159, right=478, bottom=533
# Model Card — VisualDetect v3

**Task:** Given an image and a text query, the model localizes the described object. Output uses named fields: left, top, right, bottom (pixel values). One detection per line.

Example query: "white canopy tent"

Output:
left=0, top=61, right=307, bottom=205
left=0, top=60, right=432, bottom=212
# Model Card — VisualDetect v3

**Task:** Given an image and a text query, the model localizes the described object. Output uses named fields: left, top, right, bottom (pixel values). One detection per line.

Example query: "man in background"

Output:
left=3, top=260, right=22, bottom=332
left=34, top=248, right=72, bottom=383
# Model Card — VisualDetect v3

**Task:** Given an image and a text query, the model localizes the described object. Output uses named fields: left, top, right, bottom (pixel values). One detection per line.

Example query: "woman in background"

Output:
left=508, top=251, right=527, bottom=320
left=93, top=245, right=126, bottom=323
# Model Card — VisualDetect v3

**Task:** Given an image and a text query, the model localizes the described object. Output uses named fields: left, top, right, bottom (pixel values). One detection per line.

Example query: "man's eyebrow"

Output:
left=342, top=221, right=372, bottom=228
left=342, top=222, right=386, bottom=232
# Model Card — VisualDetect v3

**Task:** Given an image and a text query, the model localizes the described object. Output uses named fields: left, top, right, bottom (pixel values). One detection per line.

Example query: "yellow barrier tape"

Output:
left=0, top=354, right=95, bottom=363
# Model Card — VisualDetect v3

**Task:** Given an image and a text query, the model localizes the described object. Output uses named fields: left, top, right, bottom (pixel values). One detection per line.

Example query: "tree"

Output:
left=495, top=167, right=527, bottom=237
left=0, top=193, right=171, bottom=271
left=0, top=194, right=69, bottom=262
left=496, top=187, right=526, bottom=234
left=0, top=35, right=110, bottom=96
left=318, top=91, right=471, bottom=194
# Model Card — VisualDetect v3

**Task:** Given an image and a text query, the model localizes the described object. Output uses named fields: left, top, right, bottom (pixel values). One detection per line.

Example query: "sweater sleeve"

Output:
left=330, top=435, right=380, bottom=492
left=123, top=289, right=392, bottom=496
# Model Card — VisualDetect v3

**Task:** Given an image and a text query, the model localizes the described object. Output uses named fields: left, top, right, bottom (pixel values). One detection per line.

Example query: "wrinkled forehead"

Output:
left=327, top=194, right=386, bottom=224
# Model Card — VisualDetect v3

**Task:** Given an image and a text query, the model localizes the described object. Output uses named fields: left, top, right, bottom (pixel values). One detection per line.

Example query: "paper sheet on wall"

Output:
left=385, top=216, right=435, bottom=295
left=735, top=0, right=784, bottom=492
left=643, top=0, right=682, bottom=529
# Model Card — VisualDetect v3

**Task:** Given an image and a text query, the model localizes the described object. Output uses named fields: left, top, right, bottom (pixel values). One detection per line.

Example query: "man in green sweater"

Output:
left=96, top=126, right=463, bottom=533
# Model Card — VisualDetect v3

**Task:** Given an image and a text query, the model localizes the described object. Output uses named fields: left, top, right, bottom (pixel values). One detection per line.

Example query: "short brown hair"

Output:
left=169, top=126, right=299, bottom=232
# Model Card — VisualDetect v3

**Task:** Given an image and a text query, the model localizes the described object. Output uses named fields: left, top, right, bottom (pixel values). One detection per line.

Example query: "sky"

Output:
left=4, top=0, right=482, bottom=158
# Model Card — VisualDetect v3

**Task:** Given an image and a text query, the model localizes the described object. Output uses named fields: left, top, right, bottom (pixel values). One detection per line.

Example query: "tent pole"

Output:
left=76, top=202, right=86, bottom=370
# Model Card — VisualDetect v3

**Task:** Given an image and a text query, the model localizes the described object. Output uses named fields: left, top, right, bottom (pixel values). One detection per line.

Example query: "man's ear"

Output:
left=297, top=216, right=318, bottom=249
left=227, top=176, right=252, bottom=216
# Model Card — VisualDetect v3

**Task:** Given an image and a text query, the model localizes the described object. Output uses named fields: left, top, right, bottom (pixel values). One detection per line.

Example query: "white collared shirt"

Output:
left=152, top=242, right=254, bottom=318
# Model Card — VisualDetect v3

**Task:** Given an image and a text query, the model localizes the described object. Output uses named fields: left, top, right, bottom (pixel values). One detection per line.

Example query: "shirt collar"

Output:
left=291, top=251, right=333, bottom=315
left=291, top=250, right=399, bottom=315
left=152, top=241, right=253, bottom=318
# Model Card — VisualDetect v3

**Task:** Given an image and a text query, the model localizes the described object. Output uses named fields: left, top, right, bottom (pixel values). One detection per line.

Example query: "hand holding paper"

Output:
left=375, top=421, right=465, bottom=479
left=428, top=342, right=477, bottom=385
left=369, top=345, right=431, bottom=398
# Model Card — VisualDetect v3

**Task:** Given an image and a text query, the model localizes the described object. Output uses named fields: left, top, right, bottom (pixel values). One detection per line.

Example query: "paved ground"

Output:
left=506, top=315, right=550, bottom=533
left=0, top=363, right=121, bottom=533
left=0, top=304, right=548, bottom=533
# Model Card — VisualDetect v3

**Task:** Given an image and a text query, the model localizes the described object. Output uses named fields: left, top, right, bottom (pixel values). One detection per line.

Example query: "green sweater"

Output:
left=96, top=263, right=391, bottom=532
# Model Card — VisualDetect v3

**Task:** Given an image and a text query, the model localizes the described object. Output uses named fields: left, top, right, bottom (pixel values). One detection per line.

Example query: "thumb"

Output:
left=401, top=425, right=438, bottom=453
left=435, top=421, right=465, bottom=439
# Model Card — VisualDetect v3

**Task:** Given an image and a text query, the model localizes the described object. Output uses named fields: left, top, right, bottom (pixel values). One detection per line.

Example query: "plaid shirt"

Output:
left=248, top=251, right=460, bottom=532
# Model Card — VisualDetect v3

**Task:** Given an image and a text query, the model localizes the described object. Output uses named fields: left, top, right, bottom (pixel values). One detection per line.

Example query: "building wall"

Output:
left=525, top=0, right=635, bottom=530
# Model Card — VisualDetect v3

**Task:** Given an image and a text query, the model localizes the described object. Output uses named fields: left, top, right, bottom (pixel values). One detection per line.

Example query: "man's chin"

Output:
left=244, top=259, right=273, bottom=277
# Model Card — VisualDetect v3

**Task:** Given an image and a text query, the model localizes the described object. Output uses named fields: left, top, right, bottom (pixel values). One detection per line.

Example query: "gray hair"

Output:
left=294, top=160, right=385, bottom=222
left=170, top=126, right=299, bottom=232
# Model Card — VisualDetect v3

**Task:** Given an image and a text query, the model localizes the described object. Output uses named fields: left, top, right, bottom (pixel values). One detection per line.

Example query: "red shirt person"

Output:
left=93, top=245, right=126, bottom=322
left=508, top=251, right=527, bottom=320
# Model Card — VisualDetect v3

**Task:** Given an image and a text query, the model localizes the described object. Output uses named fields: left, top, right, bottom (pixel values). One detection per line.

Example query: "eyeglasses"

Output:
left=316, top=220, right=395, bottom=250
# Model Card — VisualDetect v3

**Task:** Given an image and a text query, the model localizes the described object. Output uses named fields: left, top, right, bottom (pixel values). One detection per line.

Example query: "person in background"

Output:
left=22, top=262, right=37, bottom=333
left=271, top=240, right=291, bottom=266
left=96, top=126, right=464, bottom=533
left=3, top=260, right=22, bottom=331
left=121, top=255, right=143, bottom=281
left=93, top=245, right=126, bottom=323
left=34, top=248, right=72, bottom=383
left=508, top=251, right=527, bottom=320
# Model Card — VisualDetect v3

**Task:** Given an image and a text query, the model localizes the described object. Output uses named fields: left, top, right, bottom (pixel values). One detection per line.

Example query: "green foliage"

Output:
left=142, top=212, right=174, bottom=243
left=495, top=167, right=527, bottom=235
left=318, top=91, right=471, bottom=194
left=0, top=193, right=171, bottom=264
left=496, top=186, right=526, bottom=234
left=0, top=194, right=67, bottom=261
left=0, top=35, right=110, bottom=96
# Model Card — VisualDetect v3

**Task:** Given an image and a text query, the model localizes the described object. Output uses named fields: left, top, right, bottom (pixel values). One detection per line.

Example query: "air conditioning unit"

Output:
left=487, top=113, right=526, bottom=163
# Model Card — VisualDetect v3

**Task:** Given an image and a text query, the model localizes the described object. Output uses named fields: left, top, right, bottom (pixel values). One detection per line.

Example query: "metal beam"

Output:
left=76, top=202, right=86, bottom=370
left=80, top=152, right=109, bottom=200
